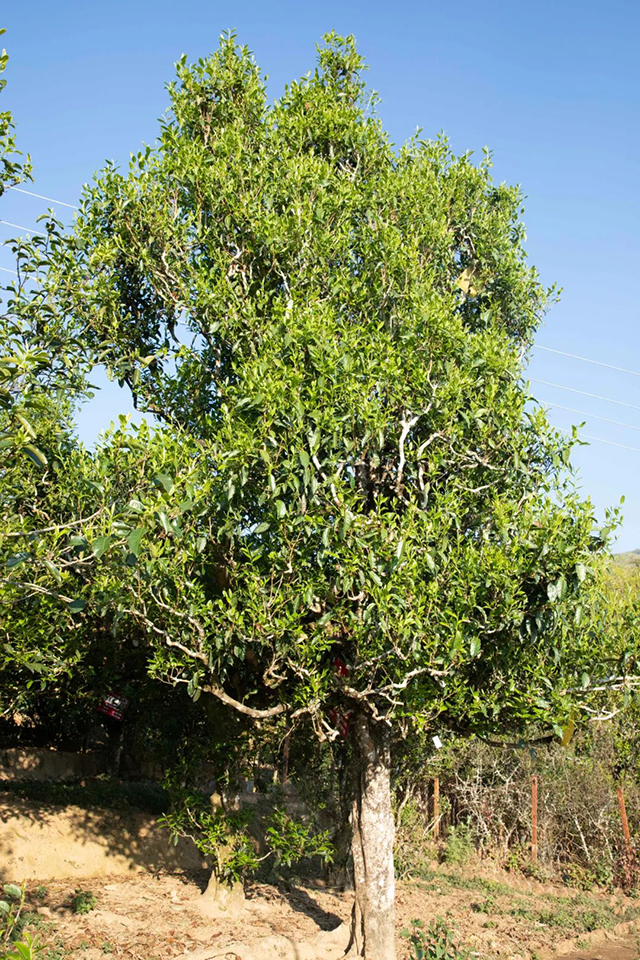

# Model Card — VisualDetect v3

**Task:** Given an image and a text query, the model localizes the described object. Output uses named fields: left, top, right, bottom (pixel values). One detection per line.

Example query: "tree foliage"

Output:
left=1, top=32, right=630, bottom=741
left=32, top=32, right=620, bottom=742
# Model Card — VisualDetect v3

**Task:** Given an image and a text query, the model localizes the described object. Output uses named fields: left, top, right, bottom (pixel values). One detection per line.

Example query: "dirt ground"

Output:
left=13, top=863, right=640, bottom=960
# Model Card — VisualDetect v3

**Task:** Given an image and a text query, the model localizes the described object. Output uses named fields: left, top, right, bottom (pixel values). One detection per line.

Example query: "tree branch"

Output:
left=203, top=684, right=288, bottom=719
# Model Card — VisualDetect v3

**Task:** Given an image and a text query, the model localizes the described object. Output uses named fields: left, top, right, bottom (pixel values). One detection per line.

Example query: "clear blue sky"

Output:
left=2, top=0, right=639, bottom=549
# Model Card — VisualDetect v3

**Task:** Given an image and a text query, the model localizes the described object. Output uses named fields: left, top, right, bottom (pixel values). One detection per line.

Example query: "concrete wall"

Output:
left=0, top=747, right=99, bottom=781
left=0, top=797, right=205, bottom=881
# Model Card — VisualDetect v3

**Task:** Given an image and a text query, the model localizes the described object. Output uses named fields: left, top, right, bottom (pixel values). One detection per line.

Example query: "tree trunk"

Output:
left=105, top=719, right=123, bottom=777
left=346, top=714, right=396, bottom=960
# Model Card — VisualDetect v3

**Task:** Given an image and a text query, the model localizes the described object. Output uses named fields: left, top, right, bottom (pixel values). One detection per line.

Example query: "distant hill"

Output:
left=613, top=549, right=640, bottom=568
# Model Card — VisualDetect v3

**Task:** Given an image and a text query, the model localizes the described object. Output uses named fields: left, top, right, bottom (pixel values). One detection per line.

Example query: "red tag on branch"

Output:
left=97, top=694, right=129, bottom=722
left=330, top=657, right=352, bottom=737
left=330, top=706, right=352, bottom=739
left=333, top=656, right=349, bottom=678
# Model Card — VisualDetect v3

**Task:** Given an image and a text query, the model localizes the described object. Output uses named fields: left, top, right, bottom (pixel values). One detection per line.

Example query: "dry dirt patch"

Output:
left=12, top=866, right=640, bottom=960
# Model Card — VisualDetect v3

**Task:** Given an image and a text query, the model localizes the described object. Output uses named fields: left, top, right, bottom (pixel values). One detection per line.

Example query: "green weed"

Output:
left=401, top=917, right=471, bottom=960
left=70, top=891, right=96, bottom=916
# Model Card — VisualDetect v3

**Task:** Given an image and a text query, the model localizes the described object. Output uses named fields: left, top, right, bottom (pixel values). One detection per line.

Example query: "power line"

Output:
left=0, top=219, right=46, bottom=237
left=565, top=430, right=640, bottom=455
left=541, top=401, right=640, bottom=433
left=0, top=265, right=18, bottom=275
left=530, top=378, right=640, bottom=414
left=534, top=344, right=640, bottom=379
left=8, top=186, right=78, bottom=210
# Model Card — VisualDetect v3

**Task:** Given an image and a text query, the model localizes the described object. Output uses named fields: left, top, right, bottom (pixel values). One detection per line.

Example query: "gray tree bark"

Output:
left=346, top=714, right=396, bottom=960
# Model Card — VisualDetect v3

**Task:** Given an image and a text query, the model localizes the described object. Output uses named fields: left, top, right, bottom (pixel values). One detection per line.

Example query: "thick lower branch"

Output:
left=203, top=684, right=288, bottom=719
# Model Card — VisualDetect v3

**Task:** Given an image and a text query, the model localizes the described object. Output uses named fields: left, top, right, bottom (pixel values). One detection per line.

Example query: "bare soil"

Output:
left=4, top=796, right=640, bottom=959
left=16, top=864, right=640, bottom=960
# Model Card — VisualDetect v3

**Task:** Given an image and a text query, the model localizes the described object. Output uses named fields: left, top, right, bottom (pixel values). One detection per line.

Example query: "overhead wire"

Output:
left=7, top=186, right=78, bottom=210
left=0, top=219, right=46, bottom=237
left=539, top=401, right=640, bottom=434
left=530, top=379, right=640, bottom=414
left=562, top=430, right=640, bottom=455
left=0, top=183, right=78, bottom=248
left=534, top=344, right=640, bottom=379
left=531, top=348, right=640, bottom=453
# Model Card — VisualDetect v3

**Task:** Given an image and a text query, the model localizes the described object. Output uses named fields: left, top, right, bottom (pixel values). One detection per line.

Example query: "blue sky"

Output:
left=2, top=0, right=639, bottom=549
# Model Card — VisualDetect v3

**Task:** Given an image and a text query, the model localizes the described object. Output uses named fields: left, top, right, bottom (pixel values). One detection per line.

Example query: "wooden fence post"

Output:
left=432, top=776, right=440, bottom=838
left=531, top=775, right=538, bottom=863
left=617, top=786, right=632, bottom=857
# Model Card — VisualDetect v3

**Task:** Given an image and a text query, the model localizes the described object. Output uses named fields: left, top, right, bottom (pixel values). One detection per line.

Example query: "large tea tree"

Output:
left=49, top=34, right=611, bottom=958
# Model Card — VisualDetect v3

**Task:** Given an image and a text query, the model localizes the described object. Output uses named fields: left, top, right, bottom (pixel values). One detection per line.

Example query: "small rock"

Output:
left=36, top=906, right=52, bottom=917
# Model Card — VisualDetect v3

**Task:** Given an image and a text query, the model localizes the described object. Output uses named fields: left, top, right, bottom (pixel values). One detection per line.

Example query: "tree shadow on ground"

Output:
left=278, top=885, right=344, bottom=931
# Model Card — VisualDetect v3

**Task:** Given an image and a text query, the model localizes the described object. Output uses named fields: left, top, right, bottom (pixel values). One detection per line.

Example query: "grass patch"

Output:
left=415, top=868, right=514, bottom=898
left=414, top=866, right=640, bottom=938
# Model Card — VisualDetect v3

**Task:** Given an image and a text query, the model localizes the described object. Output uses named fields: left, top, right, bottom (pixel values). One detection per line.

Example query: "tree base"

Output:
left=198, top=873, right=246, bottom=918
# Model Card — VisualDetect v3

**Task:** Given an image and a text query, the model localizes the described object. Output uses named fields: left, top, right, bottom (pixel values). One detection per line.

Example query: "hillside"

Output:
left=614, top=550, right=640, bottom=568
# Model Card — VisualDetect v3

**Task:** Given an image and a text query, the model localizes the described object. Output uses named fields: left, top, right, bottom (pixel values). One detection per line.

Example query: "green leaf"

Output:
left=275, top=499, right=286, bottom=519
left=22, top=444, right=48, bottom=468
left=3, top=883, right=21, bottom=899
left=254, top=521, right=270, bottom=534
left=91, top=535, right=111, bottom=559
left=15, top=413, right=36, bottom=437
left=44, top=559, right=62, bottom=584
left=127, top=527, right=145, bottom=557
left=67, top=598, right=86, bottom=613
left=153, top=473, right=174, bottom=494
left=6, top=551, right=28, bottom=569
left=299, top=450, right=310, bottom=469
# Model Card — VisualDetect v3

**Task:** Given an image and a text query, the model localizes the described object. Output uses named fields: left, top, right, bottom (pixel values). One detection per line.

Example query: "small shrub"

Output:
left=161, top=776, right=333, bottom=886
left=442, top=825, right=475, bottom=866
left=561, top=862, right=600, bottom=891
left=470, top=895, right=496, bottom=913
left=614, top=841, right=640, bottom=893
left=401, top=917, right=471, bottom=960
left=1, top=883, right=27, bottom=945
left=1, top=931, right=44, bottom=959
left=265, top=808, right=334, bottom=870
left=395, top=800, right=434, bottom=880
left=70, top=891, right=96, bottom=915
left=534, top=908, right=574, bottom=929
left=503, top=843, right=528, bottom=873
left=521, top=859, right=550, bottom=883
left=29, top=889, right=48, bottom=905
